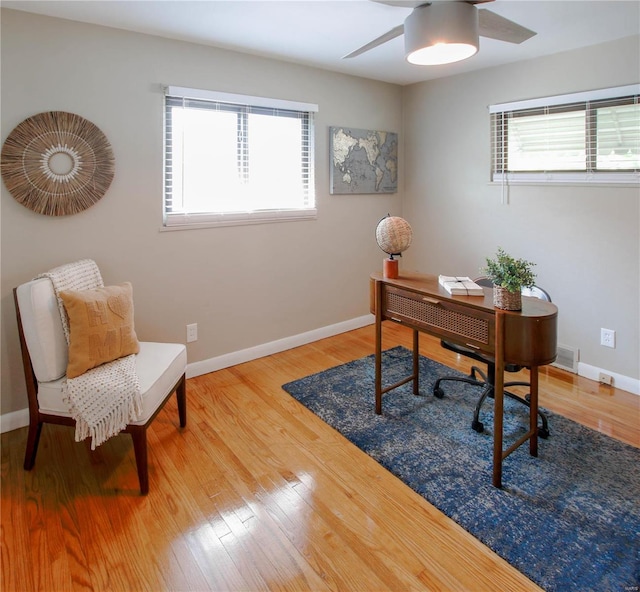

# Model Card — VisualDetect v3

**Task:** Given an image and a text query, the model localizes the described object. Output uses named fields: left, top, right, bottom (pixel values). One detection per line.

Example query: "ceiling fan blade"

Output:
left=478, top=9, right=536, bottom=44
left=342, top=24, right=405, bottom=59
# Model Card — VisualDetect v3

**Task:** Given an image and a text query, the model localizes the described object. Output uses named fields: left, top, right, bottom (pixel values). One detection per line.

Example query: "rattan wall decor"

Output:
left=1, top=111, right=115, bottom=216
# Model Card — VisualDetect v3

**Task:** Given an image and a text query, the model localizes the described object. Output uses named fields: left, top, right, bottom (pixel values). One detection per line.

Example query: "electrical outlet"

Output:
left=186, top=323, right=198, bottom=343
left=600, top=328, right=615, bottom=348
left=598, top=372, right=613, bottom=386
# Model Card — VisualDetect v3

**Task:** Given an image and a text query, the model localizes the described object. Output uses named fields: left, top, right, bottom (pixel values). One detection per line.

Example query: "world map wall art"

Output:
left=330, top=126, right=398, bottom=195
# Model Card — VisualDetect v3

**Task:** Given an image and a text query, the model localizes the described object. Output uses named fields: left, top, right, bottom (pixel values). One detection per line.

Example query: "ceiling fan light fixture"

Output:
left=404, top=2, right=480, bottom=66
left=407, top=42, right=477, bottom=66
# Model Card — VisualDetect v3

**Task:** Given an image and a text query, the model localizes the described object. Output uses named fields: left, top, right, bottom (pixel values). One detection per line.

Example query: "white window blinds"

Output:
left=490, top=85, right=640, bottom=184
left=164, top=86, right=318, bottom=228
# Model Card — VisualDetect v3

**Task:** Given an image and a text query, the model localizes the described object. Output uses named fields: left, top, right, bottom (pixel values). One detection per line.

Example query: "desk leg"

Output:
left=375, top=280, right=383, bottom=415
left=493, top=310, right=505, bottom=489
left=529, top=366, right=539, bottom=457
left=413, top=329, right=420, bottom=396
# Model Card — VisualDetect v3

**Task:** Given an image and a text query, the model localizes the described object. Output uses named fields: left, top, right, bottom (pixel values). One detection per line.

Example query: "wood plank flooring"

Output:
left=2, top=323, right=638, bottom=591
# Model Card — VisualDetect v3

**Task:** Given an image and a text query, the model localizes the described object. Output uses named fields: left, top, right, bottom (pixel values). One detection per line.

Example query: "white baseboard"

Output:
left=1, top=408, right=30, bottom=434
left=5, top=314, right=638, bottom=433
left=1, top=314, right=375, bottom=434
left=186, top=314, right=375, bottom=378
left=578, top=362, right=640, bottom=396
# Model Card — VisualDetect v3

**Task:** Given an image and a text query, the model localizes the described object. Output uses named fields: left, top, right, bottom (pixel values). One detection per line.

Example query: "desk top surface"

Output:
left=371, top=271, right=558, bottom=319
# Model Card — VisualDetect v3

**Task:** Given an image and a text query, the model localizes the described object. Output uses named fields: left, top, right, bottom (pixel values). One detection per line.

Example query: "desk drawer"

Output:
left=384, top=286, right=494, bottom=352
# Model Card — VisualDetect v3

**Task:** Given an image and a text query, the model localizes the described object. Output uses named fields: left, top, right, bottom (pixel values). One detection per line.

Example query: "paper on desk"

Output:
left=438, top=275, right=485, bottom=296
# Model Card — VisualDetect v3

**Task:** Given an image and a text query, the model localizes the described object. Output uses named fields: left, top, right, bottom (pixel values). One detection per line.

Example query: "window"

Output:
left=490, top=85, right=640, bottom=184
left=164, top=86, right=317, bottom=228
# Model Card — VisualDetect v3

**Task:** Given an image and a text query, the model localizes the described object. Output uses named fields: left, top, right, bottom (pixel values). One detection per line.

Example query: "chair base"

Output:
left=23, top=373, right=187, bottom=495
left=433, top=366, right=550, bottom=439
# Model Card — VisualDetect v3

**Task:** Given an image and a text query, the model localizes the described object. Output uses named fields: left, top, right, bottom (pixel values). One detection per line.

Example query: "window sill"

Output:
left=161, top=208, right=317, bottom=231
left=491, top=173, right=640, bottom=187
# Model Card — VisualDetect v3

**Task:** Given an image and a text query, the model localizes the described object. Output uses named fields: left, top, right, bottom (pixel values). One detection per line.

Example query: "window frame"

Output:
left=163, top=86, right=318, bottom=230
left=490, top=84, right=640, bottom=186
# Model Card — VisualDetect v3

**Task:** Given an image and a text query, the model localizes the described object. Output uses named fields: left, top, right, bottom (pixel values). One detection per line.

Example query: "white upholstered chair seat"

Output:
left=35, top=342, right=187, bottom=425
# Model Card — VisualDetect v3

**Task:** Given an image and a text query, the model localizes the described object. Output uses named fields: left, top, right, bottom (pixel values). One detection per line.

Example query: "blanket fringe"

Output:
left=63, top=353, right=142, bottom=449
left=74, top=389, right=144, bottom=450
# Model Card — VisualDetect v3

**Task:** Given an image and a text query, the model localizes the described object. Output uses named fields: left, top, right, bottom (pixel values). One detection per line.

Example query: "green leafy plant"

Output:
left=481, top=247, right=536, bottom=293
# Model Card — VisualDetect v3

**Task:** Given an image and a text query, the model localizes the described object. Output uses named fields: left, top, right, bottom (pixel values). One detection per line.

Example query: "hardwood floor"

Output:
left=2, top=323, right=638, bottom=591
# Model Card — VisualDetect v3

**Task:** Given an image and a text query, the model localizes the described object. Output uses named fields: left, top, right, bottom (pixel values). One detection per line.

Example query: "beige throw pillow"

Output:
left=60, top=282, right=140, bottom=379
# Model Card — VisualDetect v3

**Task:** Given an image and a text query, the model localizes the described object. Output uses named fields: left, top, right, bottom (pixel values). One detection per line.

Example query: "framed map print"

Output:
left=330, top=126, right=398, bottom=195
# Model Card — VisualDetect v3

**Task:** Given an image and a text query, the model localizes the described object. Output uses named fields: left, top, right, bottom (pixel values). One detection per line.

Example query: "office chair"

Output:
left=433, top=277, right=551, bottom=438
left=14, top=260, right=187, bottom=494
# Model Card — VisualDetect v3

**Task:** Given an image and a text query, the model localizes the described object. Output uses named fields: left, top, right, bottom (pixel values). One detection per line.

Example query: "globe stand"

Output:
left=383, top=256, right=399, bottom=279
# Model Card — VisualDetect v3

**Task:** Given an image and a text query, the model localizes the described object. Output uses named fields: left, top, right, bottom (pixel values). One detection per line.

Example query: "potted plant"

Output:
left=481, top=247, right=536, bottom=310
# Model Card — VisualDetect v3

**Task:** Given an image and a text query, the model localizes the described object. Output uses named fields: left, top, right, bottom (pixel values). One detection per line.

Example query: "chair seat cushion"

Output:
left=440, top=340, right=522, bottom=373
left=37, top=341, right=186, bottom=425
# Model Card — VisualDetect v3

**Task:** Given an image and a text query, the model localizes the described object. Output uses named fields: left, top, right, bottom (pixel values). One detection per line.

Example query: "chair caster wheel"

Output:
left=472, top=420, right=484, bottom=433
left=538, top=427, right=550, bottom=439
left=433, top=386, right=445, bottom=399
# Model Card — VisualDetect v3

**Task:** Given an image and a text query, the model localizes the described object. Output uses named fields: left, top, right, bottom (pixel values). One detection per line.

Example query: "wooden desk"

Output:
left=370, top=272, right=558, bottom=488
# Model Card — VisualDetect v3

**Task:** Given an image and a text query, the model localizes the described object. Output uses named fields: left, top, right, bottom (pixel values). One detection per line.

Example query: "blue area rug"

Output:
left=282, top=346, right=639, bottom=592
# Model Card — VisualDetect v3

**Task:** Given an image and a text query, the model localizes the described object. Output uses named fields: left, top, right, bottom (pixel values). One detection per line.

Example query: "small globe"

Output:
left=376, top=215, right=412, bottom=256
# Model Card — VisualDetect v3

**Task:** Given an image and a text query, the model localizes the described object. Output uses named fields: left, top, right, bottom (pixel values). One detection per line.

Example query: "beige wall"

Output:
left=1, top=9, right=403, bottom=416
left=402, top=35, right=640, bottom=383
left=2, top=9, right=638, bottom=421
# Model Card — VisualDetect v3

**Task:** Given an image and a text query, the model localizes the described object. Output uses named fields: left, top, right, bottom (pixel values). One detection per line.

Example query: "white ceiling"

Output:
left=3, top=0, right=639, bottom=86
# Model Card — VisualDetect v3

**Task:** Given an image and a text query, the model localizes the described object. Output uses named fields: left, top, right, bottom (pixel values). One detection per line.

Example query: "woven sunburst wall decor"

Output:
left=1, top=111, right=114, bottom=216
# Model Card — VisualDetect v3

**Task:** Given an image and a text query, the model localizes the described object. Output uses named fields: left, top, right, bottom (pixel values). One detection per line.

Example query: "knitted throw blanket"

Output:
left=37, top=259, right=142, bottom=450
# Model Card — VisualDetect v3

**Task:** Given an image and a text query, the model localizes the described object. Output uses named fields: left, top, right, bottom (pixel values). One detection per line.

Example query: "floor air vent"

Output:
left=553, top=344, right=579, bottom=373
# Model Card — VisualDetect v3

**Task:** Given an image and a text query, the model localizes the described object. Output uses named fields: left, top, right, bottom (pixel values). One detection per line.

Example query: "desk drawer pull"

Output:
left=390, top=317, right=403, bottom=323
left=422, top=297, right=440, bottom=305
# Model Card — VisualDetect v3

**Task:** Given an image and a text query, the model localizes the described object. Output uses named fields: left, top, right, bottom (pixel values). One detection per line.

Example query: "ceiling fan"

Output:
left=343, top=0, right=536, bottom=65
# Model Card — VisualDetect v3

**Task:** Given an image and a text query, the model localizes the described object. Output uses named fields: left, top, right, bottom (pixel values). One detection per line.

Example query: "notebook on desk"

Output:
left=438, top=275, right=485, bottom=296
